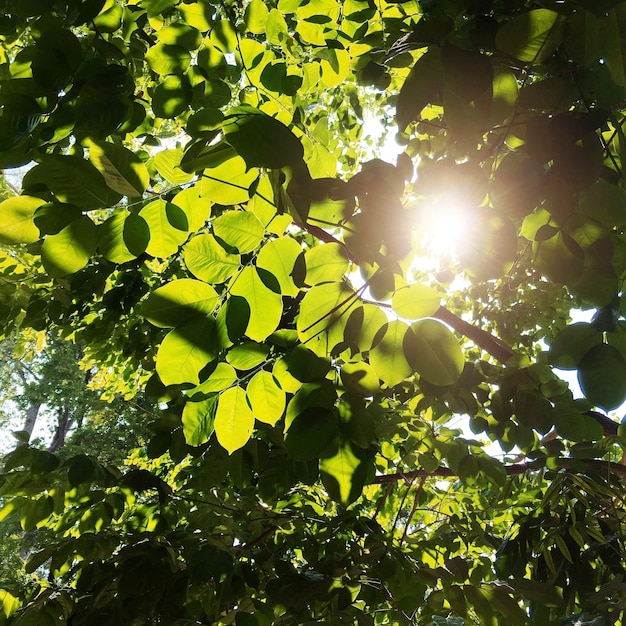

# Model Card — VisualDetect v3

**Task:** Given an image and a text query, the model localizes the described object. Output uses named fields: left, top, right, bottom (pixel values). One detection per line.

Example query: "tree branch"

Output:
left=433, top=306, right=515, bottom=363
left=372, top=458, right=626, bottom=484
left=296, top=221, right=518, bottom=363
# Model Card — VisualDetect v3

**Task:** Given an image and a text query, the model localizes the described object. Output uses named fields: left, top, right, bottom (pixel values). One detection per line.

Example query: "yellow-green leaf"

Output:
left=247, top=370, right=286, bottom=425
left=391, top=284, right=440, bottom=320
left=155, top=315, right=220, bottom=386
left=369, top=320, right=414, bottom=387
left=182, top=395, right=217, bottom=446
left=410, top=319, right=464, bottom=386
left=230, top=266, right=283, bottom=341
left=0, top=196, right=44, bottom=244
left=304, top=242, right=349, bottom=285
left=214, top=386, right=255, bottom=454
left=143, top=279, right=219, bottom=328
left=41, top=216, right=97, bottom=277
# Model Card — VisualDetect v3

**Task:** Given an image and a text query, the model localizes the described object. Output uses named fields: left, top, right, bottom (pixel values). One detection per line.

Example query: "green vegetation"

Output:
left=1, top=0, right=626, bottom=623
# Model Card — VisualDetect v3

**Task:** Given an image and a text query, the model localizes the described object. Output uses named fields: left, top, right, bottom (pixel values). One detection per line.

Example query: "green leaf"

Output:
left=145, top=42, right=191, bottom=75
left=154, top=148, right=195, bottom=185
left=578, top=343, right=626, bottom=410
left=226, top=342, right=269, bottom=370
left=0, top=195, right=44, bottom=244
left=247, top=370, right=286, bottom=425
left=152, top=74, right=191, bottom=119
left=548, top=323, right=602, bottom=370
left=185, top=362, right=237, bottom=399
left=320, top=441, right=368, bottom=505
left=155, top=315, right=221, bottom=386
left=41, top=216, right=97, bottom=277
left=182, top=395, right=218, bottom=446
left=98, top=212, right=150, bottom=263
left=442, top=43, right=493, bottom=102
left=244, top=0, right=270, bottom=34
left=20, top=496, right=53, bottom=531
left=495, top=9, right=565, bottom=64
left=391, top=284, right=440, bottom=320
left=297, top=281, right=359, bottom=356
left=338, top=394, right=375, bottom=448
left=214, top=386, right=255, bottom=454
left=157, top=23, right=202, bottom=50
left=344, top=304, right=388, bottom=353
left=143, top=279, right=219, bottom=328
left=304, top=242, right=349, bottom=285
left=230, top=266, right=283, bottom=341
left=224, top=107, right=305, bottom=169
left=257, top=237, right=303, bottom=297
left=369, top=320, right=414, bottom=387
left=507, top=578, right=563, bottom=607
left=87, top=139, right=149, bottom=197
left=396, top=48, right=442, bottom=130
left=284, top=407, right=338, bottom=461
left=184, top=233, right=241, bottom=283
left=25, top=155, right=122, bottom=209
left=266, top=8, right=289, bottom=45
left=212, top=210, right=264, bottom=254
left=139, top=199, right=189, bottom=258
left=553, top=404, right=603, bottom=442
left=0, top=589, right=20, bottom=618
left=172, top=185, right=212, bottom=232
left=532, top=230, right=584, bottom=284
left=340, top=361, right=380, bottom=396
left=200, top=155, right=258, bottom=205
left=409, top=319, right=464, bottom=386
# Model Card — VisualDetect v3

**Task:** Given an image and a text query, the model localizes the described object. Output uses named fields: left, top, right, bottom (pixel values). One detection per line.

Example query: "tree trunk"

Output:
left=19, top=401, right=41, bottom=445
left=47, top=405, right=72, bottom=453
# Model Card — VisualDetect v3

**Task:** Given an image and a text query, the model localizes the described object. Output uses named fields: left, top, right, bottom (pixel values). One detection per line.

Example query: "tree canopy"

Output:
left=1, top=0, right=626, bottom=624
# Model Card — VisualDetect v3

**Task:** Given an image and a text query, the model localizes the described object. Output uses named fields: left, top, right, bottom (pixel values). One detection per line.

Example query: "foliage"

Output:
left=0, top=0, right=626, bottom=623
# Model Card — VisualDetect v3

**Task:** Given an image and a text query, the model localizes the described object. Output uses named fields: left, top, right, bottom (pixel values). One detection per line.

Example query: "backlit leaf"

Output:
left=212, top=210, right=264, bottom=253
left=87, top=139, right=149, bottom=197
left=304, top=242, right=349, bottom=285
left=0, top=196, right=44, bottom=244
left=548, top=323, right=602, bottom=370
left=410, top=319, right=464, bottom=386
left=230, top=266, right=283, bottom=341
left=25, top=155, right=122, bottom=209
left=495, top=9, right=564, bottom=64
left=139, top=199, right=189, bottom=258
left=143, top=279, right=219, bottom=328
left=154, top=148, right=195, bottom=185
left=184, top=233, right=241, bottom=283
left=340, top=361, right=380, bottom=396
left=200, top=156, right=258, bottom=205
left=391, top=284, right=440, bottom=320
left=182, top=395, right=218, bottom=446
left=99, top=212, right=150, bottom=263
left=214, top=386, right=255, bottom=454
left=41, top=217, right=97, bottom=277
left=155, top=315, right=221, bottom=386
left=578, top=343, right=626, bottom=411
left=320, top=441, right=368, bottom=505
left=256, top=237, right=303, bottom=297
left=297, top=281, right=359, bottom=356
left=369, top=320, right=414, bottom=387
left=247, top=370, right=286, bottom=425
left=224, top=107, right=305, bottom=169
left=185, top=362, right=237, bottom=399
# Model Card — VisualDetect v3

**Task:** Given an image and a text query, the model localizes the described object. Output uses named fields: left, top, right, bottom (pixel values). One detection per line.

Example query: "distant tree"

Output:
left=1, top=0, right=626, bottom=624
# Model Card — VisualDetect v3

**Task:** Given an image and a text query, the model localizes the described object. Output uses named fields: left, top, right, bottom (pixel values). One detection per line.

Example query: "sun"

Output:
left=411, top=190, right=475, bottom=262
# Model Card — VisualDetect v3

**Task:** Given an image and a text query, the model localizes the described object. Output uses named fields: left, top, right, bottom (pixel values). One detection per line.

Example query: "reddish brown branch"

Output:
left=372, top=458, right=626, bottom=484
left=433, top=306, right=515, bottom=363
left=297, top=221, right=518, bottom=363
